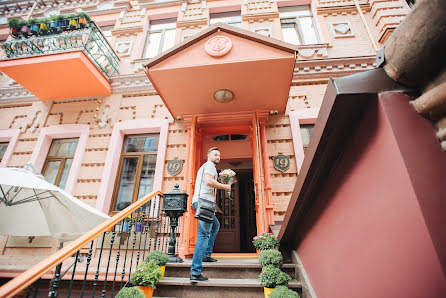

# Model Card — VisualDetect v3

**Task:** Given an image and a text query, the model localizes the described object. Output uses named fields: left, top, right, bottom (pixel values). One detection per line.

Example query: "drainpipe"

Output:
left=254, top=112, right=266, bottom=233
left=352, top=0, right=379, bottom=52
left=25, top=0, right=41, bottom=21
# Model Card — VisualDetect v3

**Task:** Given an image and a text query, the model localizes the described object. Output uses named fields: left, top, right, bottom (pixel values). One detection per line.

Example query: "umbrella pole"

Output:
left=49, top=242, right=64, bottom=297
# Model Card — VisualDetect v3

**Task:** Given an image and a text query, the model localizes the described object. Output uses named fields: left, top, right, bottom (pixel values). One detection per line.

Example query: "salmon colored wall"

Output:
left=296, top=98, right=446, bottom=298
left=289, top=108, right=318, bottom=173
left=0, top=129, right=20, bottom=167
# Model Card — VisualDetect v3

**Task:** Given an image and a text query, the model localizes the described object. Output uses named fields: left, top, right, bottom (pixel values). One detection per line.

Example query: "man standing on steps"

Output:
left=190, top=147, right=235, bottom=282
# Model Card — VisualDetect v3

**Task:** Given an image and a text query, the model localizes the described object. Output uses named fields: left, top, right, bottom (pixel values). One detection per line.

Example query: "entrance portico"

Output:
left=144, top=24, right=297, bottom=256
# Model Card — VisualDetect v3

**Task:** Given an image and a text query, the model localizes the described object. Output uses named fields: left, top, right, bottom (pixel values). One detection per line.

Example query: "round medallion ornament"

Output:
left=205, top=36, right=233, bottom=57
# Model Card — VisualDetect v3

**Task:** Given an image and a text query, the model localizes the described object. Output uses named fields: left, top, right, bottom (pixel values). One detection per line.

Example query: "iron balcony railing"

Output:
left=1, top=21, right=119, bottom=78
left=0, top=190, right=181, bottom=298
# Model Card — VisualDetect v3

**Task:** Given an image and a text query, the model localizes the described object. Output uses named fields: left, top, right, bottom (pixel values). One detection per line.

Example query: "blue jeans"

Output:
left=190, top=202, right=220, bottom=275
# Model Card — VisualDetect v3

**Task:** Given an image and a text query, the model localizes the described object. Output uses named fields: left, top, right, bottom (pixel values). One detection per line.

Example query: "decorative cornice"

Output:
left=0, top=86, right=39, bottom=103
left=293, top=56, right=376, bottom=81
left=317, top=3, right=370, bottom=15
left=242, top=11, right=279, bottom=22
left=110, top=73, right=155, bottom=93
left=111, top=25, right=144, bottom=36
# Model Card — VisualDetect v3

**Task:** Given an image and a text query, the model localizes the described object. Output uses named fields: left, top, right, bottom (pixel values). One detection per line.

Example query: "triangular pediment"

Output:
left=144, top=24, right=298, bottom=118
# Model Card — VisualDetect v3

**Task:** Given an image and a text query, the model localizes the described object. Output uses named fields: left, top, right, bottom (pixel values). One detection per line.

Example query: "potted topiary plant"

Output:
left=49, top=14, right=60, bottom=32
left=39, top=18, right=49, bottom=34
left=29, top=18, right=40, bottom=35
left=259, top=249, right=283, bottom=268
left=130, top=260, right=162, bottom=298
left=269, top=285, right=300, bottom=298
left=57, top=14, right=68, bottom=30
left=116, top=286, right=145, bottom=298
left=66, top=14, right=78, bottom=30
left=253, top=233, right=279, bottom=251
left=145, top=250, right=169, bottom=278
left=20, top=20, right=31, bottom=37
left=76, top=12, right=91, bottom=28
left=258, top=266, right=291, bottom=298
left=8, top=18, right=22, bottom=37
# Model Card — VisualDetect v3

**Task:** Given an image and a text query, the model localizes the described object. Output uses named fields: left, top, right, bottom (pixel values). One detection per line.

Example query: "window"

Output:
left=100, top=25, right=114, bottom=41
left=112, top=134, right=159, bottom=211
left=42, top=139, right=79, bottom=189
left=300, top=124, right=314, bottom=153
left=210, top=11, right=242, bottom=28
left=144, top=19, right=177, bottom=58
left=0, top=142, right=8, bottom=162
left=279, top=6, right=319, bottom=45
left=213, top=134, right=248, bottom=141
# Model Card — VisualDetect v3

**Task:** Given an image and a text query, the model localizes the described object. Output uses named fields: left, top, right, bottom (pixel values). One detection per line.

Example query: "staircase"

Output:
left=154, top=257, right=302, bottom=298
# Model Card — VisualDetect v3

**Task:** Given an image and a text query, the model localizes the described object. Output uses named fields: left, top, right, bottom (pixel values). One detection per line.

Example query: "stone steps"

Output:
left=165, top=260, right=296, bottom=279
left=155, top=277, right=302, bottom=298
left=153, top=258, right=301, bottom=297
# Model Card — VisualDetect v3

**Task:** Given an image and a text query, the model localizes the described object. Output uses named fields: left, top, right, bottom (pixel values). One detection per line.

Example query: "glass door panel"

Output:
left=115, top=157, right=138, bottom=211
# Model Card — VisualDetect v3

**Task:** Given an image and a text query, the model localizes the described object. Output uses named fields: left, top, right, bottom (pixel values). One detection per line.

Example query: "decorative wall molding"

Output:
left=293, top=56, right=376, bottom=81
left=0, top=86, right=39, bottom=103
left=329, top=21, right=355, bottom=38
left=110, top=73, right=155, bottom=93
left=115, top=40, right=134, bottom=56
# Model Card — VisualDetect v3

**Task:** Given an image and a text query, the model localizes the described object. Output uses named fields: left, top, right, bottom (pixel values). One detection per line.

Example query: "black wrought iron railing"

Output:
left=1, top=21, right=119, bottom=78
left=0, top=190, right=182, bottom=298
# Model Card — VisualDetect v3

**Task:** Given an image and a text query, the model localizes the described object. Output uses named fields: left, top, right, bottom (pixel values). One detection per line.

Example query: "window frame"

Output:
left=42, top=138, right=78, bottom=189
left=279, top=6, right=320, bottom=45
left=111, top=134, right=159, bottom=211
left=143, top=19, right=177, bottom=58
left=209, top=11, right=242, bottom=28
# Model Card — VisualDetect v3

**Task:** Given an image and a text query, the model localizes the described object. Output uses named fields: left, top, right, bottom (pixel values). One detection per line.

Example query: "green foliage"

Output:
left=130, top=260, right=162, bottom=288
left=269, top=286, right=300, bottom=298
left=28, top=18, right=38, bottom=25
left=76, top=12, right=91, bottom=21
left=7, top=18, right=21, bottom=28
left=145, top=250, right=169, bottom=266
left=49, top=14, right=59, bottom=22
left=259, top=249, right=283, bottom=268
left=66, top=13, right=77, bottom=20
left=259, top=266, right=291, bottom=288
left=253, top=233, right=279, bottom=251
left=115, top=286, right=145, bottom=298
left=57, top=14, right=66, bottom=22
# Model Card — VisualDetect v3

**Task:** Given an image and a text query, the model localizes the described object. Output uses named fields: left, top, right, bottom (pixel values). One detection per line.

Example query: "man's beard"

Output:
left=213, top=159, right=220, bottom=165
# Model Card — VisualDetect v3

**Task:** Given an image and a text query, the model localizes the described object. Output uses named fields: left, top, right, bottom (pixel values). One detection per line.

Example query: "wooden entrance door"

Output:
left=214, top=185, right=240, bottom=252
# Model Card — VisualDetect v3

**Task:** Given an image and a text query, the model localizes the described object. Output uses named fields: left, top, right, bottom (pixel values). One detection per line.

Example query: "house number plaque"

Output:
left=167, top=159, right=183, bottom=176
left=272, top=154, right=290, bottom=172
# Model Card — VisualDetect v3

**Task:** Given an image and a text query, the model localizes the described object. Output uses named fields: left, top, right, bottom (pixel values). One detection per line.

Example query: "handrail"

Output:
left=0, top=190, right=163, bottom=298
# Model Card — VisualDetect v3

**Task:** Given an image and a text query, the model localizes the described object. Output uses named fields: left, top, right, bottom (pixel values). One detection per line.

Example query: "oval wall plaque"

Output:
left=205, top=36, right=233, bottom=57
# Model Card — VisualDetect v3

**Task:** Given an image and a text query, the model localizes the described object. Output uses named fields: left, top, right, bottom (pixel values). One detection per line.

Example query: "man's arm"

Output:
left=204, top=173, right=232, bottom=191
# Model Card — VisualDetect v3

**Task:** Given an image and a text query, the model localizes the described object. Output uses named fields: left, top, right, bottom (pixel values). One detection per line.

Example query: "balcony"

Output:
left=0, top=22, right=119, bottom=100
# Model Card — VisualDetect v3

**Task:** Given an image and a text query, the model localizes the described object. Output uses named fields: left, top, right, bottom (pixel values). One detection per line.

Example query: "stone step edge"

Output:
left=166, top=263, right=295, bottom=269
left=157, top=277, right=302, bottom=288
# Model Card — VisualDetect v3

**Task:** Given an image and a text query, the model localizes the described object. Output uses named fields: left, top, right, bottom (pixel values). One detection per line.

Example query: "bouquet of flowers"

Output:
left=219, top=169, right=236, bottom=198
left=219, top=169, right=236, bottom=183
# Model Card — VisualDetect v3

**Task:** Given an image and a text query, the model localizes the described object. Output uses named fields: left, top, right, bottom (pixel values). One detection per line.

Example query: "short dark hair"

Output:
left=207, top=147, right=219, bottom=155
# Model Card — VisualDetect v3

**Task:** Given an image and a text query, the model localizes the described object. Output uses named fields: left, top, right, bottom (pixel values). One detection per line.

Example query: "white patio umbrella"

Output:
left=0, top=167, right=109, bottom=242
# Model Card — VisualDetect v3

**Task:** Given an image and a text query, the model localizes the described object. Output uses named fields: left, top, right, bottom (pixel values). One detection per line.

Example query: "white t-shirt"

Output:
left=192, top=161, right=217, bottom=204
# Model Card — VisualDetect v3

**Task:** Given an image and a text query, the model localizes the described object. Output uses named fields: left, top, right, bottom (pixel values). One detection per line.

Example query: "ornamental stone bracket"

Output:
left=177, top=0, right=209, bottom=28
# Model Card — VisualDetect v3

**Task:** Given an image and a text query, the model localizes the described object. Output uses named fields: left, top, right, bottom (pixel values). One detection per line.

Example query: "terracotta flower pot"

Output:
left=160, top=265, right=166, bottom=279
left=137, top=286, right=154, bottom=298
left=264, top=287, right=274, bottom=297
